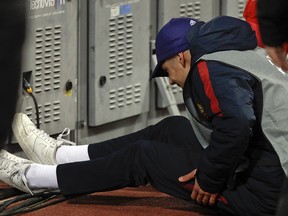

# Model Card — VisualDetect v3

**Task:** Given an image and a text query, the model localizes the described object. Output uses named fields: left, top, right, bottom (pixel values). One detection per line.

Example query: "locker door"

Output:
left=20, top=0, right=78, bottom=134
left=88, top=0, right=150, bottom=126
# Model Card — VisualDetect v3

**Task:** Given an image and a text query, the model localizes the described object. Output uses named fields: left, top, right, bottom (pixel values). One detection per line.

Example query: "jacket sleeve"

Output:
left=257, top=0, right=288, bottom=46
left=194, top=61, right=257, bottom=193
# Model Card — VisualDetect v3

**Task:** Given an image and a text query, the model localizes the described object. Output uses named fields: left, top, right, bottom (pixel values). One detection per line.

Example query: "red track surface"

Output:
left=0, top=182, right=217, bottom=216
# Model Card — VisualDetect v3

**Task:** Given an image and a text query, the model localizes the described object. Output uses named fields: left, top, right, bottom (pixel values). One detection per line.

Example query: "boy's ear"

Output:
left=177, top=52, right=186, bottom=66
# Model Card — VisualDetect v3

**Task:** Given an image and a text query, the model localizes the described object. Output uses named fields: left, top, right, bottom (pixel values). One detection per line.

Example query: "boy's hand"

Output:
left=179, top=169, right=218, bottom=206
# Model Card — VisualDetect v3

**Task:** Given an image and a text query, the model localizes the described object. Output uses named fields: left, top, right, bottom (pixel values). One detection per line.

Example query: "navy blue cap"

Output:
left=151, top=18, right=198, bottom=79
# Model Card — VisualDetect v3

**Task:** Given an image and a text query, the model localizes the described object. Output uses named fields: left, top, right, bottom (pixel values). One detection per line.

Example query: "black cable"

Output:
left=22, top=78, right=40, bottom=129
left=0, top=188, right=23, bottom=200
left=0, top=191, right=69, bottom=215
left=0, top=193, right=33, bottom=212
left=0, top=197, right=43, bottom=215
left=30, top=92, right=40, bottom=129
left=4, top=195, right=69, bottom=216
left=0, top=192, right=78, bottom=216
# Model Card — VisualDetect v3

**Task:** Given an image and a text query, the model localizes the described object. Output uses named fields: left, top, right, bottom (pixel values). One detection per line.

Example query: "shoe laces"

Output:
left=0, top=154, right=33, bottom=194
left=0, top=154, right=21, bottom=175
left=57, top=128, right=76, bottom=146
left=33, top=128, right=75, bottom=147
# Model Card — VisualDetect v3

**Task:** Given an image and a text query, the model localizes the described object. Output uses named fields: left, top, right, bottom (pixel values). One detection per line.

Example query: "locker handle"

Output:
left=99, top=76, right=107, bottom=86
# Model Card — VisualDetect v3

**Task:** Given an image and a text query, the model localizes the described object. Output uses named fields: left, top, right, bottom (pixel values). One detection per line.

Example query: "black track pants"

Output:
left=57, top=116, right=203, bottom=200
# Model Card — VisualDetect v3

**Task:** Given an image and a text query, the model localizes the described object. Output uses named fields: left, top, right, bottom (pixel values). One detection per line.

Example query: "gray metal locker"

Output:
left=88, top=0, right=150, bottom=126
left=19, top=0, right=78, bottom=135
left=156, top=0, right=220, bottom=109
left=221, top=0, right=246, bottom=19
left=158, top=0, right=220, bottom=26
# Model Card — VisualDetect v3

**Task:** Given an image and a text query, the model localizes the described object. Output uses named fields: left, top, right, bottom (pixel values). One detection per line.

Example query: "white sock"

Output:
left=55, top=145, right=90, bottom=164
left=25, top=164, right=58, bottom=189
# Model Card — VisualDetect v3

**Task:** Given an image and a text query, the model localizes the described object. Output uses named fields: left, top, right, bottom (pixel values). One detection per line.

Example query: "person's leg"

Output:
left=56, top=116, right=184, bottom=163
left=57, top=139, right=202, bottom=200
left=12, top=114, right=204, bottom=199
left=13, top=114, right=200, bottom=165
left=56, top=145, right=89, bottom=164
left=88, top=116, right=201, bottom=158
left=55, top=116, right=203, bottom=198
left=0, top=0, right=26, bottom=149
left=0, top=136, right=201, bottom=200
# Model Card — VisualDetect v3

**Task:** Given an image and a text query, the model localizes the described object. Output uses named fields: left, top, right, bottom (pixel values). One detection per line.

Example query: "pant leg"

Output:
left=0, top=0, right=26, bottom=148
left=88, top=116, right=201, bottom=158
left=57, top=116, right=203, bottom=199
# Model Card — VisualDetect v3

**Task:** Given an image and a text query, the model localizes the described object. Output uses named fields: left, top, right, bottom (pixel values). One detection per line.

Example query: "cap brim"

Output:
left=149, top=62, right=168, bottom=80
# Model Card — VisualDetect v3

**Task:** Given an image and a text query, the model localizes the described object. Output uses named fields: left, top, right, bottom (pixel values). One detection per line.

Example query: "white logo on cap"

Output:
left=190, top=20, right=196, bottom=26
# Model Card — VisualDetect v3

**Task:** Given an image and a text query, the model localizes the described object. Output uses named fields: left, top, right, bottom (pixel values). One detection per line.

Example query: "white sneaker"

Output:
left=12, top=113, right=76, bottom=165
left=0, top=149, right=34, bottom=194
